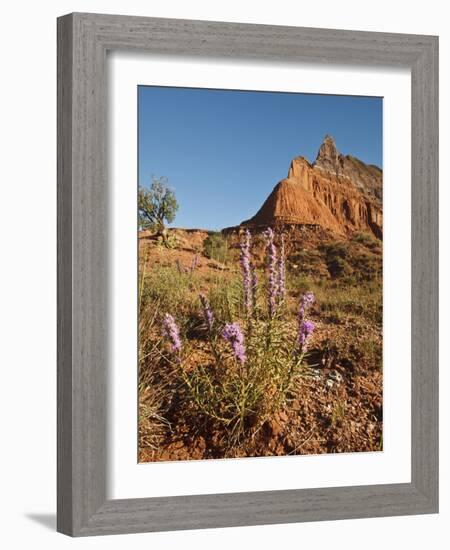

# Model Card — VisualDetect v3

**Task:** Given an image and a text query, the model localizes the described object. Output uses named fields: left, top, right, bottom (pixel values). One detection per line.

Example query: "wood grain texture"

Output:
left=57, top=13, right=74, bottom=535
left=57, top=12, right=439, bottom=537
left=410, top=36, right=439, bottom=505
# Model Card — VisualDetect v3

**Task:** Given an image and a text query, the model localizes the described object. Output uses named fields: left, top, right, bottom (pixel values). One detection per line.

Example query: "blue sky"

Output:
left=138, top=86, right=382, bottom=230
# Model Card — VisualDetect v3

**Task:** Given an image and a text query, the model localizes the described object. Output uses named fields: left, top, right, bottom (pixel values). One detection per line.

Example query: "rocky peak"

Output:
left=314, top=135, right=341, bottom=176
left=313, top=135, right=382, bottom=202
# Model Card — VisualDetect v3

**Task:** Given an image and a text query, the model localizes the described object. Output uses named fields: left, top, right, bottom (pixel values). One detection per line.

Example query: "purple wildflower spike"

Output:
left=298, top=319, right=315, bottom=351
left=239, top=230, right=253, bottom=315
left=277, top=234, right=286, bottom=303
left=297, top=291, right=315, bottom=352
left=298, top=291, right=315, bottom=319
left=265, top=228, right=278, bottom=318
left=162, top=313, right=182, bottom=353
left=221, top=323, right=247, bottom=363
left=199, top=293, right=214, bottom=332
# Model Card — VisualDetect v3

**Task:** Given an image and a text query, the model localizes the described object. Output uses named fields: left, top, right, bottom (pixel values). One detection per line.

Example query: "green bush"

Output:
left=289, top=248, right=323, bottom=277
left=352, top=251, right=382, bottom=280
left=203, top=232, right=230, bottom=264
left=323, top=241, right=349, bottom=260
left=156, top=231, right=178, bottom=250
left=326, top=255, right=351, bottom=278
left=321, top=239, right=381, bottom=280
left=352, top=231, right=381, bottom=252
left=320, top=241, right=351, bottom=278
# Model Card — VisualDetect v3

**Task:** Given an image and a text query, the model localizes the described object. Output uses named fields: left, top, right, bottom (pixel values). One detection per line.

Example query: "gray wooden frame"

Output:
left=57, top=12, right=439, bottom=537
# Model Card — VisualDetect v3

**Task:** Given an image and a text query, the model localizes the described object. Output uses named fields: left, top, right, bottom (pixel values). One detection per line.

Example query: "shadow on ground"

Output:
left=25, top=513, right=56, bottom=531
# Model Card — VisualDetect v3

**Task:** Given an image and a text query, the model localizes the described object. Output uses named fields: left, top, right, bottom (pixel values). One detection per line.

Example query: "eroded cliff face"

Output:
left=314, top=135, right=382, bottom=202
left=241, top=135, right=383, bottom=239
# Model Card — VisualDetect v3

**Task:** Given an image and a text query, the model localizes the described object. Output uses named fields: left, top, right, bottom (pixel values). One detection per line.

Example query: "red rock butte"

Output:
left=240, top=135, right=383, bottom=239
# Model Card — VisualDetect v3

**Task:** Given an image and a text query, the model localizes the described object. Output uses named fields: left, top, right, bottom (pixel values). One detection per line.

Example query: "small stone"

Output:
left=329, top=370, right=343, bottom=383
left=269, top=419, right=283, bottom=437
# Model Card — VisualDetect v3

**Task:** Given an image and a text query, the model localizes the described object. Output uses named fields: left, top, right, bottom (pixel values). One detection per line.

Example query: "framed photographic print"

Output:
left=137, top=88, right=384, bottom=463
left=57, top=13, right=438, bottom=536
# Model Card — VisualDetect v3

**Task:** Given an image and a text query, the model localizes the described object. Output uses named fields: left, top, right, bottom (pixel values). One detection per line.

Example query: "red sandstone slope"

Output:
left=241, top=135, right=383, bottom=239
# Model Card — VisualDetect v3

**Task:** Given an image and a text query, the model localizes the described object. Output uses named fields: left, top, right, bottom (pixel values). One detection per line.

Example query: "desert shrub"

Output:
left=161, top=229, right=317, bottom=443
left=326, top=255, right=351, bottom=278
left=321, top=241, right=351, bottom=278
left=323, top=241, right=349, bottom=259
left=351, top=251, right=382, bottom=281
left=341, top=274, right=358, bottom=286
left=203, top=232, right=230, bottom=263
left=156, top=232, right=178, bottom=250
left=352, top=231, right=381, bottom=252
left=321, top=239, right=381, bottom=280
left=289, top=248, right=324, bottom=277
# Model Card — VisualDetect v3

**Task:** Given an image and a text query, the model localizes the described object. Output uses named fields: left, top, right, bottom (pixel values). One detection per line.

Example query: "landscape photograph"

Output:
left=138, top=86, right=383, bottom=462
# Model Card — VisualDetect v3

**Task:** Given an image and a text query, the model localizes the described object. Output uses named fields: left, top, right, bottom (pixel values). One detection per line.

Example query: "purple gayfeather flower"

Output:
left=239, top=230, right=253, bottom=315
left=265, top=228, right=278, bottom=318
left=199, top=293, right=214, bottom=332
left=162, top=313, right=182, bottom=353
left=298, top=320, right=315, bottom=351
left=297, top=291, right=315, bottom=352
left=298, top=291, right=315, bottom=320
left=277, top=234, right=286, bottom=303
left=221, top=323, right=247, bottom=363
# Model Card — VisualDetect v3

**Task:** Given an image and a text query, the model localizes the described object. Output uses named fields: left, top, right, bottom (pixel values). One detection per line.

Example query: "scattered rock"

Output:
left=207, top=261, right=229, bottom=271
left=268, top=419, right=283, bottom=437
left=329, top=370, right=343, bottom=383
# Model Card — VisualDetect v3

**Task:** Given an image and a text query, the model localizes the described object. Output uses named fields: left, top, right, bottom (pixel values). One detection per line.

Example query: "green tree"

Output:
left=138, top=176, right=179, bottom=235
